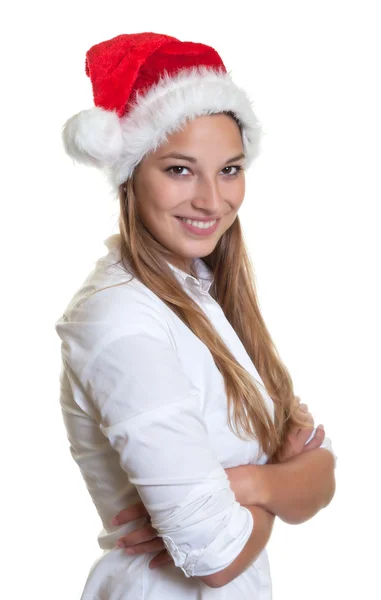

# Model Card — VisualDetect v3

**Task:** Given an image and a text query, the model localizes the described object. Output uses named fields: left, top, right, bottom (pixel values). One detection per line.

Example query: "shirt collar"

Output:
left=166, top=258, right=214, bottom=295
left=103, top=234, right=214, bottom=295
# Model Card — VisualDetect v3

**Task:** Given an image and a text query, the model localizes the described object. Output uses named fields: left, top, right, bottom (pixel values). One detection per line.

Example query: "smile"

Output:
left=175, top=216, right=220, bottom=236
left=179, top=217, right=216, bottom=228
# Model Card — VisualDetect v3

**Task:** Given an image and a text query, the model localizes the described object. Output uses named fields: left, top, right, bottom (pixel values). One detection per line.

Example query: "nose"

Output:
left=191, top=175, right=224, bottom=214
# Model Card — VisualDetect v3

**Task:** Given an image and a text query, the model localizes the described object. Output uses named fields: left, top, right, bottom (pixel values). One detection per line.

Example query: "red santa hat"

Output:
left=62, top=32, right=262, bottom=190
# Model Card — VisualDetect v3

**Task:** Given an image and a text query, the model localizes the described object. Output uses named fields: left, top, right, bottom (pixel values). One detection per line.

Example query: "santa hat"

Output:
left=62, top=32, right=263, bottom=190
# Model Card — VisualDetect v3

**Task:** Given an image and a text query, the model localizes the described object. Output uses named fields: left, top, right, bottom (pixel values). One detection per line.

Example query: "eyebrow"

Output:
left=158, top=152, right=246, bottom=164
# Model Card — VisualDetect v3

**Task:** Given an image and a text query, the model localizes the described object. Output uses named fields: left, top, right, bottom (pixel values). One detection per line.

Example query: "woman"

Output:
left=55, top=32, right=337, bottom=599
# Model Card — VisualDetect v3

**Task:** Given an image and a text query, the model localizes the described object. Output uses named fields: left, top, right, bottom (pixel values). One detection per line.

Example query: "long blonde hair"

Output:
left=109, top=113, right=307, bottom=461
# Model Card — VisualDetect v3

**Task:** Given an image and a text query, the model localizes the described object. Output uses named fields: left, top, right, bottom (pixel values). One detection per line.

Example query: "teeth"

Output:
left=179, top=218, right=217, bottom=229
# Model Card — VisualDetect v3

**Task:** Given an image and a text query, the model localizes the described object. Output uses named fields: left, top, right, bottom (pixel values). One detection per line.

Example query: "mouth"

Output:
left=175, top=216, right=220, bottom=236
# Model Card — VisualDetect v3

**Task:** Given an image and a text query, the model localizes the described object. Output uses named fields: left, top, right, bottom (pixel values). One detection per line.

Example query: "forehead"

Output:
left=150, top=114, right=243, bottom=160
left=169, top=113, right=241, bottom=142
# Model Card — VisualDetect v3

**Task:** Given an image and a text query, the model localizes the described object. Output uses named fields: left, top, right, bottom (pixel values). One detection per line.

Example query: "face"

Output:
left=132, top=113, right=246, bottom=273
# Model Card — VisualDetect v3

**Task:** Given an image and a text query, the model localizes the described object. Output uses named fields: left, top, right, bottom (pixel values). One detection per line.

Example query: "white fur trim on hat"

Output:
left=62, top=66, right=263, bottom=190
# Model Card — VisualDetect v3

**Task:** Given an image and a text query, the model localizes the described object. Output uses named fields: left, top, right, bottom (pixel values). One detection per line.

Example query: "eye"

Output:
left=165, top=164, right=244, bottom=177
left=166, top=165, right=191, bottom=176
left=222, top=165, right=243, bottom=176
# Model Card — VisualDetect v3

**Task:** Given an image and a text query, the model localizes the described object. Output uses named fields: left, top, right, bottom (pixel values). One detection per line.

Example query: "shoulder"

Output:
left=55, top=265, right=173, bottom=350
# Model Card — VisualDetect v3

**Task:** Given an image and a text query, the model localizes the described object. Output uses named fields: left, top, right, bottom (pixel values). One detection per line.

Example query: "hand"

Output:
left=272, top=396, right=326, bottom=464
left=224, top=465, right=255, bottom=506
left=113, top=502, right=173, bottom=570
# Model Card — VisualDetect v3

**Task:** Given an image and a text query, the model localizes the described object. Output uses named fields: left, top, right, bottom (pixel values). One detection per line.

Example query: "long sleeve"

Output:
left=55, top=287, right=254, bottom=579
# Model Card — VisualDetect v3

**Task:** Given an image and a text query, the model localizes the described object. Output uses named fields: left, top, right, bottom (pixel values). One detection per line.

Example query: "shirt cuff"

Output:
left=160, top=502, right=254, bottom=578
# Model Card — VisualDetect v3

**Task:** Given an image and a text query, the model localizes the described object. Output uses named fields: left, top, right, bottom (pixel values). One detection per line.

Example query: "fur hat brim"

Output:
left=62, top=66, right=263, bottom=190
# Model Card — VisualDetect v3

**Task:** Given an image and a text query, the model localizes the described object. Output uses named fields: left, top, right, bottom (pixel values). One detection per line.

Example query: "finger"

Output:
left=123, top=537, right=165, bottom=555
left=296, top=425, right=315, bottom=441
left=302, top=411, right=314, bottom=427
left=304, top=426, right=325, bottom=451
left=296, top=408, right=314, bottom=428
left=149, top=549, right=173, bottom=570
left=117, top=523, right=158, bottom=547
left=297, top=408, right=313, bottom=425
left=112, top=502, right=150, bottom=525
left=287, top=424, right=303, bottom=439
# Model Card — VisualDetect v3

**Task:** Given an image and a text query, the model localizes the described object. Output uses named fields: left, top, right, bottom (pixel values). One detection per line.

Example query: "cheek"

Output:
left=228, top=182, right=245, bottom=212
left=236, top=178, right=245, bottom=200
left=234, top=185, right=245, bottom=211
left=143, top=180, right=180, bottom=215
left=136, top=193, right=167, bottom=223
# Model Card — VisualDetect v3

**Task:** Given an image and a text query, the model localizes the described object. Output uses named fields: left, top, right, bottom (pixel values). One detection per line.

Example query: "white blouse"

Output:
left=55, top=233, right=336, bottom=599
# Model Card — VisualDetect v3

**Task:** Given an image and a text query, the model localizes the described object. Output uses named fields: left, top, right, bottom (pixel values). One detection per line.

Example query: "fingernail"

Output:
left=116, top=541, right=124, bottom=548
left=111, top=517, right=118, bottom=525
left=125, top=548, right=135, bottom=555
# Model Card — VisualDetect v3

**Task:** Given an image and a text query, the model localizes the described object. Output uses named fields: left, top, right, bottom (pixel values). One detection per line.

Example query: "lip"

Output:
left=175, top=216, right=222, bottom=222
left=175, top=216, right=220, bottom=236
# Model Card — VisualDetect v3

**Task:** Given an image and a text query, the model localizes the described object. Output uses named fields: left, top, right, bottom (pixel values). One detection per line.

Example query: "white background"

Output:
left=2, top=1, right=379, bottom=598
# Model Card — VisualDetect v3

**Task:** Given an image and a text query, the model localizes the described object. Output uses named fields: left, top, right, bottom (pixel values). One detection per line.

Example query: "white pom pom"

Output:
left=61, top=106, right=124, bottom=168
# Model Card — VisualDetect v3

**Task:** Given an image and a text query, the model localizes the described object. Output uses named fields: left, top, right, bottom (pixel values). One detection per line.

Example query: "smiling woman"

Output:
left=56, top=30, right=336, bottom=600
